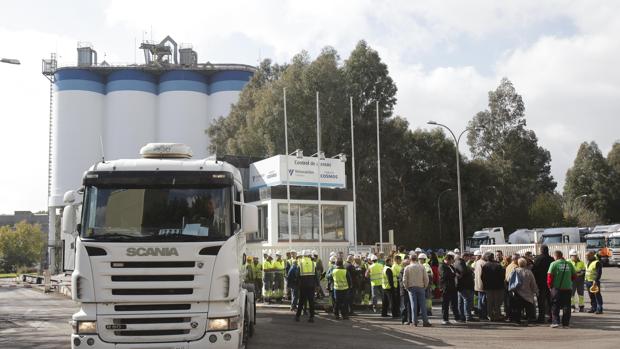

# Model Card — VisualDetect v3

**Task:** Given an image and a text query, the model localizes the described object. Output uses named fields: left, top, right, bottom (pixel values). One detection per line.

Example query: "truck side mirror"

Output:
left=242, top=204, right=258, bottom=234
left=76, top=223, right=81, bottom=235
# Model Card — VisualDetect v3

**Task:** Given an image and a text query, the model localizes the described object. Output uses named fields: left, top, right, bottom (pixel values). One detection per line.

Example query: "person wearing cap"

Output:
left=403, top=253, right=432, bottom=326
left=263, top=254, right=275, bottom=304
left=419, top=253, right=434, bottom=316
left=568, top=249, right=586, bottom=312
left=366, top=255, right=384, bottom=313
left=273, top=252, right=286, bottom=302
left=585, top=251, right=603, bottom=314
left=295, top=250, right=319, bottom=323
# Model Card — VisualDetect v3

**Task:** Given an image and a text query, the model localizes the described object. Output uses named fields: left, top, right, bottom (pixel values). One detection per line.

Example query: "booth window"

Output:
left=278, top=203, right=345, bottom=241
left=249, top=205, right=268, bottom=241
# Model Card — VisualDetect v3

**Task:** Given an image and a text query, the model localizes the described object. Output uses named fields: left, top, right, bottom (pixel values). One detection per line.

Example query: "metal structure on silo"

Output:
left=41, top=35, right=255, bottom=273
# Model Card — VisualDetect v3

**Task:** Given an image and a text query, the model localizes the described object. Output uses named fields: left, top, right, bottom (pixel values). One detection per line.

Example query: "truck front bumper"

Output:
left=71, top=330, right=241, bottom=349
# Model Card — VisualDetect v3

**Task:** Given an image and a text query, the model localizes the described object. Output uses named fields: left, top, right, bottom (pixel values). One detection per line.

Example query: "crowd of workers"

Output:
left=244, top=245, right=604, bottom=328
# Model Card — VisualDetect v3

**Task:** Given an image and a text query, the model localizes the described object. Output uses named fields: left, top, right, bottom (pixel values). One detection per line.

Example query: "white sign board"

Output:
left=249, top=155, right=346, bottom=189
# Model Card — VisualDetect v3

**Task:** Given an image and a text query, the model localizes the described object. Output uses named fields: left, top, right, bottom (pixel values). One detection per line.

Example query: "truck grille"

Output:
left=111, top=288, right=193, bottom=296
left=114, top=304, right=192, bottom=312
left=111, top=275, right=194, bottom=282
left=98, top=314, right=205, bottom=343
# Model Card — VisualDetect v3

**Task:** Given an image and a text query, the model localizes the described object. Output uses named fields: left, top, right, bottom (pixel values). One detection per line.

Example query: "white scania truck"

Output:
left=63, top=143, right=258, bottom=349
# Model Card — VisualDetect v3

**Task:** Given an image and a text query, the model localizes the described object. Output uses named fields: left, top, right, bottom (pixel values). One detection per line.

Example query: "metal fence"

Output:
left=480, top=243, right=587, bottom=261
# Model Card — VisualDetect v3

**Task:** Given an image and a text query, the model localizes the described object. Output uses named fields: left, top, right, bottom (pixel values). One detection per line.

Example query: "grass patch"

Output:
left=0, top=273, right=17, bottom=279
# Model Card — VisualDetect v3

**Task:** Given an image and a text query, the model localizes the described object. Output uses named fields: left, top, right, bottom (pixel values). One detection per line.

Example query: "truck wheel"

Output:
left=242, top=306, right=251, bottom=345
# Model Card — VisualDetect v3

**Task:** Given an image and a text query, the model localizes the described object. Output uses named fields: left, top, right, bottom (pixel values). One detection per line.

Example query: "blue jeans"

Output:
left=371, top=285, right=383, bottom=306
left=478, top=291, right=488, bottom=319
left=586, top=281, right=603, bottom=312
left=458, top=289, right=474, bottom=321
left=408, top=287, right=428, bottom=324
left=290, top=286, right=299, bottom=309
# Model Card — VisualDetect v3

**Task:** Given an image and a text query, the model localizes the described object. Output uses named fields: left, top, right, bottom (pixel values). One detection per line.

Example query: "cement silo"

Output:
left=51, top=69, right=105, bottom=207
left=208, top=70, right=253, bottom=120
left=105, top=70, right=157, bottom=159
left=158, top=70, right=209, bottom=158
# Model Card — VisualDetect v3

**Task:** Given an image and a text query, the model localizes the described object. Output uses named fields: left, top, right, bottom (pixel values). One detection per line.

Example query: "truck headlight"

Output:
left=207, top=316, right=239, bottom=331
left=72, top=320, right=97, bottom=334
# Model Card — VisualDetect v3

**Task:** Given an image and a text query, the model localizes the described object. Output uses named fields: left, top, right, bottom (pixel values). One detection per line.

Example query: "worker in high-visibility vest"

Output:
left=330, top=258, right=352, bottom=320
left=381, top=258, right=397, bottom=317
left=585, top=251, right=603, bottom=314
left=252, top=257, right=263, bottom=301
left=569, top=249, right=586, bottom=312
left=366, top=255, right=384, bottom=313
left=263, top=254, right=275, bottom=304
left=418, top=253, right=434, bottom=316
left=273, top=252, right=286, bottom=302
left=391, top=255, right=403, bottom=317
left=295, top=250, right=319, bottom=323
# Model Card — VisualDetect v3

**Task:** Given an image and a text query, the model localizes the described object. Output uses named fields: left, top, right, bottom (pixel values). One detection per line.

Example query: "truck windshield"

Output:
left=82, top=186, right=232, bottom=241
left=609, top=238, right=620, bottom=248
left=586, top=238, right=606, bottom=249
left=542, top=234, right=562, bottom=244
left=466, top=237, right=489, bottom=248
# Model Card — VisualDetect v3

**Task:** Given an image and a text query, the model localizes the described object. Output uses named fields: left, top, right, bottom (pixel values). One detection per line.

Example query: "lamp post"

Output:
left=427, top=121, right=482, bottom=252
left=376, top=101, right=383, bottom=251
left=1, top=58, right=20, bottom=65
left=437, top=188, right=453, bottom=243
left=349, top=96, right=358, bottom=253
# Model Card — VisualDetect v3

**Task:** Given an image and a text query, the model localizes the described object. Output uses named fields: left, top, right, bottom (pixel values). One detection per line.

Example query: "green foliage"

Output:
left=528, top=193, right=564, bottom=228
left=562, top=198, right=601, bottom=227
left=564, top=142, right=614, bottom=220
left=0, top=222, right=44, bottom=273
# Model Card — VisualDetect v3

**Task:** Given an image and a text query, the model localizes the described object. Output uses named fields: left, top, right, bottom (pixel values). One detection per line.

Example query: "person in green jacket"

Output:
left=547, top=250, right=576, bottom=328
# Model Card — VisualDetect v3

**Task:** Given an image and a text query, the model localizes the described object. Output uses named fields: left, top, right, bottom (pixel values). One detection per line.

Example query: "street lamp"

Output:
left=427, top=120, right=484, bottom=252
left=437, top=188, right=454, bottom=244
left=1, top=58, right=20, bottom=65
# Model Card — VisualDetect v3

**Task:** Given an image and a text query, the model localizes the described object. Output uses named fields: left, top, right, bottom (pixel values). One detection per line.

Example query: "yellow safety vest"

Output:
left=392, top=263, right=402, bottom=285
left=382, top=266, right=393, bottom=290
left=300, top=257, right=316, bottom=277
left=570, top=259, right=585, bottom=276
left=273, top=260, right=285, bottom=274
left=333, top=268, right=349, bottom=291
left=252, top=263, right=262, bottom=279
left=369, top=263, right=383, bottom=287
left=263, top=260, right=273, bottom=271
left=585, top=260, right=599, bottom=282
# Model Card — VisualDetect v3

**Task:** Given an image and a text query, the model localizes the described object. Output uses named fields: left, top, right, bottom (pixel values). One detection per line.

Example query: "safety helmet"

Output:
left=276, top=251, right=282, bottom=256
left=589, top=283, right=600, bottom=294
left=312, top=250, right=318, bottom=256
left=447, top=251, right=455, bottom=257
left=438, top=248, right=445, bottom=254
left=454, top=248, right=460, bottom=254
left=474, top=250, right=482, bottom=256
left=418, top=253, right=428, bottom=260
left=409, top=250, right=416, bottom=256
left=330, top=256, right=337, bottom=263
left=569, top=249, right=578, bottom=256
left=414, top=247, right=423, bottom=253
left=329, top=251, right=336, bottom=257
left=370, top=255, right=378, bottom=261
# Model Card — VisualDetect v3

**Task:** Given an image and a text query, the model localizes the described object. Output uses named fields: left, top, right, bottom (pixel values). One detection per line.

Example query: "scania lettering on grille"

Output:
left=126, top=247, right=180, bottom=257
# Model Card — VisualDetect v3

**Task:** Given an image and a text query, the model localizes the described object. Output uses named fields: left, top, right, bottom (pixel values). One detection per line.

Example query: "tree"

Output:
left=467, top=77, right=526, bottom=159
left=0, top=222, right=44, bottom=273
left=564, top=142, right=613, bottom=220
left=528, top=193, right=564, bottom=228
left=606, top=143, right=620, bottom=222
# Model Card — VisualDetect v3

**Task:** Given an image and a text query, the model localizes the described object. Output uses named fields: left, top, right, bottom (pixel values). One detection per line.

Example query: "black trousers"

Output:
left=381, top=288, right=392, bottom=316
left=537, top=287, right=551, bottom=321
left=401, top=292, right=411, bottom=323
left=334, top=290, right=349, bottom=317
left=551, top=289, right=571, bottom=326
left=296, top=286, right=315, bottom=318
left=510, top=292, right=536, bottom=323
left=442, top=289, right=460, bottom=321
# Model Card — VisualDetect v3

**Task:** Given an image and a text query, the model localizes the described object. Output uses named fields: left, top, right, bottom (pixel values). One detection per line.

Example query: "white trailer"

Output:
left=465, top=227, right=505, bottom=252
left=65, top=143, right=258, bottom=349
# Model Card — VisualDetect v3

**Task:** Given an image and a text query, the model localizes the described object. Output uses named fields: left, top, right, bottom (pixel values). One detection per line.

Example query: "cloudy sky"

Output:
left=0, top=0, right=619, bottom=214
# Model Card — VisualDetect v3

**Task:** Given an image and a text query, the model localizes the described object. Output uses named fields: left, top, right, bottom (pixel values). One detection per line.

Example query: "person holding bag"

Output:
left=508, top=258, right=538, bottom=325
left=547, top=250, right=576, bottom=328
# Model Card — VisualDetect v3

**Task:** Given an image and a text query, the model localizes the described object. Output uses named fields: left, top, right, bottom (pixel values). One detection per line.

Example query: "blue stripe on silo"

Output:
left=159, top=70, right=208, bottom=94
left=54, top=69, right=105, bottom=94
left=209, top=70, right=253, bottom=94
left=107, top=70, right=157, bottom=94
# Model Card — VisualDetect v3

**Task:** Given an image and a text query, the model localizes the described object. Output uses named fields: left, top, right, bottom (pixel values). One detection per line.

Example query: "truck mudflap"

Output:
left=71, top=329, right=241, bottom=349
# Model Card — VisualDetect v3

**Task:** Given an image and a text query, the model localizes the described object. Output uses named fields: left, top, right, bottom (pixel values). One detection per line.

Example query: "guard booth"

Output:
left=242, top=155, right=354, bottom=264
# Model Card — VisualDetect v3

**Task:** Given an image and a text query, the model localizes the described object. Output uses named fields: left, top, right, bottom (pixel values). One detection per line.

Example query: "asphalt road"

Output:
left=1, top=268, right=619, bottom=349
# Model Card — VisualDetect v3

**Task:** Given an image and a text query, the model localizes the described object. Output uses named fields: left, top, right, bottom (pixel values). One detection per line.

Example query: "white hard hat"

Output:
left=329, top=251, right=336, bottom=257
left=447, top=251, right=455, bottom=257
left=454, top=248, right=460, bottom=254
left=414, top=248, right=422, bottom=253
left=409, top=250, right=416, bottom=256
left=275, top=251, right=282, bottom=256
left=370, top=255, right=378, bottom=261
left=330, top=256, right=337, bottom=263
left=569, top=249, right=578, bottom=256
left=418, top=253, right=427, bottom=260
left=312, top=250, right=318, bottom=255
left=474, top=250, right=482, bottom=256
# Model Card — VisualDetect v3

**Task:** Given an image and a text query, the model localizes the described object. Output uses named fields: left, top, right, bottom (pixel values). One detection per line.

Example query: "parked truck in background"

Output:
left=63, top=143, right=258, bottom=349
left=465, top=227, right=505, bottom=252
left=585, top=224, right=620, bottom=266
left=540, top=227, right=582, bottom=245
left=608, top=230, right=620, bottom=267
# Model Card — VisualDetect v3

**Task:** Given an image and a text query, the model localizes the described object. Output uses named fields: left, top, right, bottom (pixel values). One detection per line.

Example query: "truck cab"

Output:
left=540, top=227, right=581, bottom=244
left=465, top=227, right=505, bottom=252
left=608, top=231, right=620, bottom=267
left=65, top=144, right=258, bottom=349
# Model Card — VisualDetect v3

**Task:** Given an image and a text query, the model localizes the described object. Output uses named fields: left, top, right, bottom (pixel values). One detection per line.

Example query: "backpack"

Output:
left=508, top=270, right=522, bottom=292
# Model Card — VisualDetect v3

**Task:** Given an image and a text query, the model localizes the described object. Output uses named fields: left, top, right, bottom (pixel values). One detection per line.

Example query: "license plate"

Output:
left=105, top=324, right=127, bottom=330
